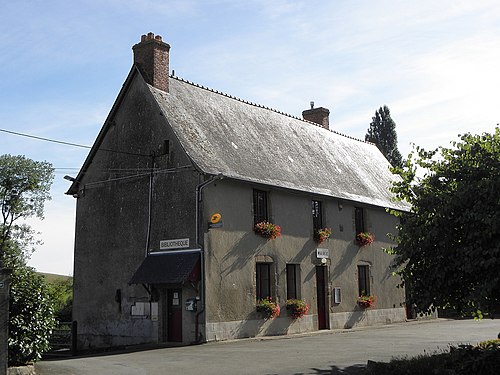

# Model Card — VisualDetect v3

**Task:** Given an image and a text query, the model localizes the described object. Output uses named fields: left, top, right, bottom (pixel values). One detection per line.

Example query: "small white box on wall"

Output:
left=333, top=287, right=342, bottom=304
left=151, top=302, right=158, bottom=321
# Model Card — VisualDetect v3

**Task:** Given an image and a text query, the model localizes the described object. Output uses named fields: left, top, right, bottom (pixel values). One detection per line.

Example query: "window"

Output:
left=256, top=263, right=271, bottom=301
left=253, top=189, right=268, bottom=224
left=312, top=200, right=323, bottom=231
left=355, top=207, right=365, bottom=233
left=358, top=265, right=370, bottom=296
left=286, top=264, right=301, bottom=299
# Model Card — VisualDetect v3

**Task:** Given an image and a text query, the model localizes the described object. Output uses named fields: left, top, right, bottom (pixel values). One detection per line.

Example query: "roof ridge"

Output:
left=169, top=75, right=370, bottom=145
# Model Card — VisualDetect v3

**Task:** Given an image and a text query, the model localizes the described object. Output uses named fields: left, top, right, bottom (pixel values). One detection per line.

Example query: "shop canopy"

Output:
left=129, top=251, right=200, bottom=285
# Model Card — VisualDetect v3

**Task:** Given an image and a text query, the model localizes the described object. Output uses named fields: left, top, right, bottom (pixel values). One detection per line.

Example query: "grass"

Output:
left=38, top=272, right=72, bottom=283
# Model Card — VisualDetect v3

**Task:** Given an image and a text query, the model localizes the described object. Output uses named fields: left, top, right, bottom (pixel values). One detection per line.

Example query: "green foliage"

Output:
left=476, top=339, right=500, bottom=350
left=389, top=128, right=500, bottom=317
left=365, top=105, right=403, bottom=168
left=285, top=299, right=309, bottom=319
left=256, top=297, right=280, bottom=319
left=254, top=221, right=281, bottom=240
left=0, top=154, right=54, bottom=261
left=367, top=341, right=500, bottom=375
left=314, top=227, right=332, bottom=244
left=356, top=232, right=375, bottom=246
left=8, top=266, right=57, bottom=365
left=0, top=154, right=56, bottom=364
left=46, top=276, right=73, bottom=322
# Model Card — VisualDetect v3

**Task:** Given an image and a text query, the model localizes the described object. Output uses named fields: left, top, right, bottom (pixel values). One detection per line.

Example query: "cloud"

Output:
left=3, top=0, right=500, bottom=274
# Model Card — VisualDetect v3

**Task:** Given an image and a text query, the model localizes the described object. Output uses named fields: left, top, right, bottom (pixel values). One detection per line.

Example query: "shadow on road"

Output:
left=267, top=364, right=367, bottom=375
left=309, top=364, right=367, bottom=374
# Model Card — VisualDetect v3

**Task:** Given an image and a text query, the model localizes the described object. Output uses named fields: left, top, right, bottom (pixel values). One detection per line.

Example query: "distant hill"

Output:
left=38, top=272, right=73, bottom=283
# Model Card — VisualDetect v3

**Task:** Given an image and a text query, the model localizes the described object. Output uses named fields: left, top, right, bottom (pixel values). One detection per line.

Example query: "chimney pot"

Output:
left=133, top=33, right=171, bottom=92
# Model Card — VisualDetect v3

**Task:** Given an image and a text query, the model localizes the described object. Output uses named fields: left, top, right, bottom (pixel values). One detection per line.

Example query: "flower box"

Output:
left=286, top=299, right=309, bottom=319
left=256, top=297, right=280, bottom=319
left=356, top=232, right=374, bottom=246
left=314, top=227, right=332, bottom=244
left=254, top=221, right=281, bottom=240
left=357, top=294, right=375, bottom=308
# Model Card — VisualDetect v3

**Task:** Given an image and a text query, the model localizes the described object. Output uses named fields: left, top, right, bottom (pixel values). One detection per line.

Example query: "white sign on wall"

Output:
left=316, top=248, right=329, bottom=259
left=160, top=238, right=190, bottom=250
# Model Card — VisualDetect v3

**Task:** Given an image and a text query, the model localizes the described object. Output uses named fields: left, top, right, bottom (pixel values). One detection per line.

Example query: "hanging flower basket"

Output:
left=356, top=232, right=374, bottom=246
left=254, top=221, right=281, bottom=240
left=314, top=227, right=332, bottom=244
left=357, top=294, right=375, bottom=308
left=286, top=299, right=309, bottom=319
left=256, top=297, right=280, bottom=319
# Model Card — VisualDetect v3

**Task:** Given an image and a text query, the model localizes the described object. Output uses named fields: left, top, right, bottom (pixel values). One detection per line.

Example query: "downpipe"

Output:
left=194, top=173, right=223, bottom=343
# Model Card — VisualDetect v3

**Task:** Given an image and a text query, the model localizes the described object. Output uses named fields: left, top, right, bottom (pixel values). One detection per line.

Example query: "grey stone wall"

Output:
left=201, top=179, right=405, bottom=341
left=72, top=75, right=200, bottom=349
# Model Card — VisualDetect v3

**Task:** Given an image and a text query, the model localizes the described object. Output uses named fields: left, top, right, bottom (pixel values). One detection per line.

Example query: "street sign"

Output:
left=316, top=248, right=329, bottom=259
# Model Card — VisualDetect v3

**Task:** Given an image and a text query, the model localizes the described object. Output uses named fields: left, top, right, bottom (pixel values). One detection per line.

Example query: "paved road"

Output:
left=36, top=319, right=500, bottom=375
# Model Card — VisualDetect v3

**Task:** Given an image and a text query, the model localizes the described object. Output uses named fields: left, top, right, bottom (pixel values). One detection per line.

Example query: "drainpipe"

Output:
left=145, top=153, right=156, bottom=257
left=194, top=173, right=223, bottom=343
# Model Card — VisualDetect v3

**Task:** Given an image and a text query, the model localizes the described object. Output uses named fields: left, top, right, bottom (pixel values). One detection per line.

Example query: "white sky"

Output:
left=1, top=0, right=499, bottom=275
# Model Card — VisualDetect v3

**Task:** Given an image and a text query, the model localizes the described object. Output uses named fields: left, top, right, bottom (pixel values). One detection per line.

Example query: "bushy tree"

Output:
left=8, top=266, right=56, bottom=365
left=0, top=154, right=53, bottom=261
left=0, top=154, right=56, bottom=365
left=46, top=277, right=73, bottom=322
left=366, top=106, right=403, bottom=168
left=388, top=128, right=500, bottom=318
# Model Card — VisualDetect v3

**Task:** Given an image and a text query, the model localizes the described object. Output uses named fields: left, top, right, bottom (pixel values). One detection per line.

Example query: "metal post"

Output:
left=71, top=321, right=78, bottom=356
left=0, top=268, right=12, bottom=374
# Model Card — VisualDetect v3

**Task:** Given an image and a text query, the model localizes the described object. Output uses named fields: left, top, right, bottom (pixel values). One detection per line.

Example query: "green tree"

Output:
left=0, top=154, right=56, bottom=365
left=1, top=154, right=53, bottom=263
left=46, top=276, right=73, bottom=322
left=8, top=266, right=56, bottom=365
left=366, top=106, right=403, bottom=168
left=388, top=128, right=500, bottom=318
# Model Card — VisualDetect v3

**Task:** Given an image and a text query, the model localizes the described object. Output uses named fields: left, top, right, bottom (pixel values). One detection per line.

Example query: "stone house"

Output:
left=67, top=32, right=409, bottom=349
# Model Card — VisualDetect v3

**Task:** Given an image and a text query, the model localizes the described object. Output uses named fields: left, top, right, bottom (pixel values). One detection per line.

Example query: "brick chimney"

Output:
left=302, top=101, right=330, bottom=130
left=132, top=32, right=171, bottom=92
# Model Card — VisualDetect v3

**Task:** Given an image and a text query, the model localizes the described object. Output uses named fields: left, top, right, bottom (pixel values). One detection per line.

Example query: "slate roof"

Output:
left=149, top=77, right=409, bottom=211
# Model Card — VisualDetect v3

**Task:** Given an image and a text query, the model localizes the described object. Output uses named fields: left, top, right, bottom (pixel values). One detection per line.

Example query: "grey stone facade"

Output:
left=68, top=33, right=408, bottom=350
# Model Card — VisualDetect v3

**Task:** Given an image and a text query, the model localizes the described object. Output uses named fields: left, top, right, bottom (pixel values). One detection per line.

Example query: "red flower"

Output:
left=254, top=221, right=281, bottom=240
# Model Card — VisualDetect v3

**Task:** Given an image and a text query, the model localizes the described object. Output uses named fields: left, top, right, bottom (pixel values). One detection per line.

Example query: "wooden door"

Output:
left=316, top=266, right=330, bottom=330
left=167, top=289, right=182, bottom=342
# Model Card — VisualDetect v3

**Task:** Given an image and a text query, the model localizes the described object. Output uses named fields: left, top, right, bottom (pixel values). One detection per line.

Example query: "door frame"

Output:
left=316, top=266, right=330, bottom=330
left=166, top=288, right=183, bottom=342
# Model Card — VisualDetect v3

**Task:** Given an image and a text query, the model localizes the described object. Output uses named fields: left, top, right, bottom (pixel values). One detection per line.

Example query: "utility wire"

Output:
left=83, top=165, right=193, bottom=188
left=0, top=128, right=150, bottom=157
left=1, top=128, right=91, bottom=149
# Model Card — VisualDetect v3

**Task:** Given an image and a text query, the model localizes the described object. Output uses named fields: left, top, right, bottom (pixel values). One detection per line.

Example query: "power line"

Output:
left=0, top=128, right=151, bottom=157
left=1, top=128, right=91, bottom=149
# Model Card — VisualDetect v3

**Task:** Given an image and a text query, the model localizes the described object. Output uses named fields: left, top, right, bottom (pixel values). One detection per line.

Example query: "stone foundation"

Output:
left=206, top=307, right=407, bottom=342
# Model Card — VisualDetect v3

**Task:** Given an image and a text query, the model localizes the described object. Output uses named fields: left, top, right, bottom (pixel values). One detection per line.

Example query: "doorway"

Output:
left=167, top=289, right=183, bottom=342
left=316, top=266, right=330, bottom=330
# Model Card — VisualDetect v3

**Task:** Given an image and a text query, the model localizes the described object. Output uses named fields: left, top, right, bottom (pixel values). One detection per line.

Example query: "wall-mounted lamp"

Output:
left=64, top=175, right=76, bottom=182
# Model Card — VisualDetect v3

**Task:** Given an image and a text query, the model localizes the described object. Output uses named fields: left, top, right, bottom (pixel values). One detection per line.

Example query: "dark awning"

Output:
left=129, top=251, right=201, bottom=285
